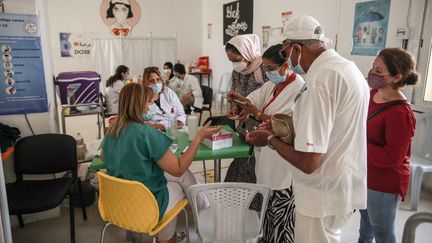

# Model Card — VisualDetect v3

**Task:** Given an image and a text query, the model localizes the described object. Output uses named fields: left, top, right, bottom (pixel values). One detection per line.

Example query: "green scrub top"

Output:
left=103, top=122, right=172, bottom=217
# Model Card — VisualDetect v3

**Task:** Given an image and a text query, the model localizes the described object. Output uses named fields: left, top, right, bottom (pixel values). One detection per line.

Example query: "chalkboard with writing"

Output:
left=223, top=0, right=253, bottom=44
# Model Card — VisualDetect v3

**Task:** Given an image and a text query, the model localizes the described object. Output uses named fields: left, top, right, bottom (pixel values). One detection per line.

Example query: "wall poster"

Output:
left=59, top=32, right=92, bottom=57
left=0, top=13, right=48, bottom=115
left=351, top=0, right=390, bottom=56
left=223, top=0, right=253, bottom=44
left=100, top=0, right=142, bottom=37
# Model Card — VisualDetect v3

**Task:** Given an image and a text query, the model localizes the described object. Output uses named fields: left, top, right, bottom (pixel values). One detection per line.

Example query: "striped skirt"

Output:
left=262, top=186, right=295, bottom=243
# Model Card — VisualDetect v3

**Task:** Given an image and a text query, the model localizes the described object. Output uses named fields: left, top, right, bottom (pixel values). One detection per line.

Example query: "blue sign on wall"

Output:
left=0, top=13, right=48, bottom=115
left=351, top=0, right=391, bottom=56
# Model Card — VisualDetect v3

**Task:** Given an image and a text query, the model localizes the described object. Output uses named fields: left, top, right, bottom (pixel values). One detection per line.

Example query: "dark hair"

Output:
left=225, top=43, right=241, bottom=56
left=262, top=44, right=286, bottom=66
left=378, top=48, right=419, bottom=88
left=106, top=65, right=128, bottom=87
left=163, top=61, right=174, bottom=80
left=174, top=63, right=186, bottom=75
left=106, top=2, right=133, bottom=19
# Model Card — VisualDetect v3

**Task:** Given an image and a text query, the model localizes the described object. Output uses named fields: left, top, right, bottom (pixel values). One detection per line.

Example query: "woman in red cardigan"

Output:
left=358, top=48, right=419, bottom=243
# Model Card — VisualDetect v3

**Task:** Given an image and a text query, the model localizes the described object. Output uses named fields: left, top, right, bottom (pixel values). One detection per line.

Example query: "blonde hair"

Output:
left=107, top=83, right=153, bottom=138
left=142, top=66, right=161, bottom=87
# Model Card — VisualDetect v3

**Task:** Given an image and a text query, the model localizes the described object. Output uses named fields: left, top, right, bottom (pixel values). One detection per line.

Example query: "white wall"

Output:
left=202, top=0, right=424, bottom=96
left=0, top=0, right=58, bottom=138
left=46, top=0, right=203, bottom=76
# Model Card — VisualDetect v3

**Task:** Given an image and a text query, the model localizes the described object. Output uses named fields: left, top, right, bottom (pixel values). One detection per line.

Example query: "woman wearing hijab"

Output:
left=224, top=34, right=268, bottom=191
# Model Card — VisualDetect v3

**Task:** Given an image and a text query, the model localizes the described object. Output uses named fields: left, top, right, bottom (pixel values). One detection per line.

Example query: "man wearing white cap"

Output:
left=247, top=15, right=370, bottom=243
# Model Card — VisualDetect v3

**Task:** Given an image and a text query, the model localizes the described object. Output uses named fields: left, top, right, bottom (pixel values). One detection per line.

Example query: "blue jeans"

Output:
left=358, top=189, right=401, bottom=243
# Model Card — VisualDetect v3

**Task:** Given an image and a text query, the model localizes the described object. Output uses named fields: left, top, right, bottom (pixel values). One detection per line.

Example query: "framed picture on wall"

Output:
left=351, top=0, right=390, bottom=56
left=223, top=0, right=253, bottom=44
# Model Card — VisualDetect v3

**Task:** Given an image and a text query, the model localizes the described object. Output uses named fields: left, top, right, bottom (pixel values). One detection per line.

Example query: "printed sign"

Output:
left=223, top=0, right=253, bottom=44
left=351, top=0, right=390, bottom=56
left=0, top=13, right=48, bottom=115
left=60, top=32, right=92, bottom=57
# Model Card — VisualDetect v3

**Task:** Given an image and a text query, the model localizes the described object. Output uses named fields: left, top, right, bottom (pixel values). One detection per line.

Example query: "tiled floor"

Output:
left=11, top=101, right=432, bottom=242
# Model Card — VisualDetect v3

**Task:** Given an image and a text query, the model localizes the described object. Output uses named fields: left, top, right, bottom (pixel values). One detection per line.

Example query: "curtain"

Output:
left=92, top=36, right=177, bottom=94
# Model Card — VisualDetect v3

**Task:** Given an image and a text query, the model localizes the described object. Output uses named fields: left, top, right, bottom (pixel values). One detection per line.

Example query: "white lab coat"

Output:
left=105, top=80, right=124, bottom=114
left=247, top=75, right=305, bottom=190
left=169, top=75, right=203, bottom=108
left=152, top=87, right=186, bottom=128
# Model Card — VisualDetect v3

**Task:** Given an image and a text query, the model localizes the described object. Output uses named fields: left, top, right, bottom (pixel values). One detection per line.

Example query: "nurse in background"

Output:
left=163, top=61, right=175, bottom=85
left=105, top=65, right=129, bottom=115
left=142, top=66, right=186, bottom=129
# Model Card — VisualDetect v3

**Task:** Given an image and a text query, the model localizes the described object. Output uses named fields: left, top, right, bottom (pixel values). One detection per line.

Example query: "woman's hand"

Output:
left=146, top=122, right=166, bottom=132
left=227, top=105, right=239, bottom=118
left=176, top=120, right=184, bottom=128
left=240, top=99, right=260, bottom=116
left=227, top=90, right=245, bottom=103
left=196, top=121, right=222, bottom=140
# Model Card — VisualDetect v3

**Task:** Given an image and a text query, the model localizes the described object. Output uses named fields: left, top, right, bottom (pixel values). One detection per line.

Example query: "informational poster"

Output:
left=59, top=32, right=92, bottom=57
left=100, top=0, right=142, bottom=37
left=351, top=0, right=390, bottom=56
left=0, top=13, right=48, bottom=115
left=223, top=0, right=253, bottom=44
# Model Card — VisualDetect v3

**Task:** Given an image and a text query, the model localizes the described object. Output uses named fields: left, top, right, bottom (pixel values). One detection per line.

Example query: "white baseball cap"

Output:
left=280, top=15, right=330, bottom=43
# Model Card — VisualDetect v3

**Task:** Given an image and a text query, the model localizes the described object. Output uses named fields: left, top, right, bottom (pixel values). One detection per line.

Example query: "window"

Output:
left=423, top=46, right=432, bottom=102
left=415, top=0, right=432, bottom=109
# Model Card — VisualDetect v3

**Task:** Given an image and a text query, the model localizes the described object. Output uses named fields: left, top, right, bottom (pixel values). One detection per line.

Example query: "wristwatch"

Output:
left=267, top=134, right=276, bottom=150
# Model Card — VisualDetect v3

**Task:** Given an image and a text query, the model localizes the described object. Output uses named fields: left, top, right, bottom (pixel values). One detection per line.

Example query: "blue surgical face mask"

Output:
left=143, top=104, right=158, bottom=121
left=151, top=82, right=163, bottom=94
left=265, top=66, right=287, bottom=84
left=288, top=47, right=306, bottom=75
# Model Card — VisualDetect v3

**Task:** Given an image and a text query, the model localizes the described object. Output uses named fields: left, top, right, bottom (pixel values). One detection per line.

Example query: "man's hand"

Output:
left=246, top=130, right=272, bottom=147
left=258, top=120, right=274, bottom=133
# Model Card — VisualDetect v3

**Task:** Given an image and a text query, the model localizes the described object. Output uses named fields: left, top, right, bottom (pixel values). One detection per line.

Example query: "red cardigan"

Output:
left=367, top=89, right=416, bottom=200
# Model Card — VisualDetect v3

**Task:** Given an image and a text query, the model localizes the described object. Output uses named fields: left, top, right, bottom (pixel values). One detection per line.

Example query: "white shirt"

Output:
left=292, top=49, right=370, bottom=218
left=153, top=87, right=186, bottom=128
left=169, top=74, right=203, bottom=108
left=105, top=80, right=124, bottom=114
left=247, top=75, right=305, bottom=190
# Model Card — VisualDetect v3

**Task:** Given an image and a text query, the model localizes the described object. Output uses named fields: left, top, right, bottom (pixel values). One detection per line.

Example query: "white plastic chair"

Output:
left=409, top=112, right=432, bottom=211
left=187, top=182, right=271, bottom=243
left=402, top=212, right=432, bottom=243
left=217, top=72, right=232, bottom=113
left=409, top=155, right=432, bottom=210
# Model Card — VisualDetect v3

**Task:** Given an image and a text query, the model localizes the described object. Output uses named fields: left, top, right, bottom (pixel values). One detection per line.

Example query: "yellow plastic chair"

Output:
left=97, top=172, right=189, bottom=243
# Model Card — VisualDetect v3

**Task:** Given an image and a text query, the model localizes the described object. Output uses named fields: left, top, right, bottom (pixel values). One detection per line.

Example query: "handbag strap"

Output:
left=368, top=100, right=410, bottom=120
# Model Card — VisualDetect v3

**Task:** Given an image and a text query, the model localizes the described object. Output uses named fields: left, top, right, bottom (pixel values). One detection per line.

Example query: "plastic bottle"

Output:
left=187, top=107, right=198, bottom=141
left=75, top=133, right=84, bottom=146
left=75, top=133, right=87, bottom=161
left=169, top=108, right=177, bottom=139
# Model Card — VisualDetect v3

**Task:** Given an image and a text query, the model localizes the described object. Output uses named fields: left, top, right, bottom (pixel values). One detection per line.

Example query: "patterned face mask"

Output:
left=367, top=71, right=388, bottom=89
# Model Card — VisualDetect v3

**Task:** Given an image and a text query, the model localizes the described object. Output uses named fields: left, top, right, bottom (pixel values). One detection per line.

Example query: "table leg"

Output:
left=61, top=108, right=66, bottom=134
left=214, top=159, right=221, bottom=182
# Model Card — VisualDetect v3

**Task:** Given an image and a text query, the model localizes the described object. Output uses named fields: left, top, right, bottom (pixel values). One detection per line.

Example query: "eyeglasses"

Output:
left=279, top=41, right=304, bottom=60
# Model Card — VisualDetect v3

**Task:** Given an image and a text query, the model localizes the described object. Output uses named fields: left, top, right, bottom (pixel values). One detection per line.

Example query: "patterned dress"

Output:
left=224, top=65, right=267, bottom=210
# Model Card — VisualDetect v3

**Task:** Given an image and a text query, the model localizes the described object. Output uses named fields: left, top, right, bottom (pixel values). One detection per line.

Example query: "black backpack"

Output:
left=0, top=123, right=20, bottom=152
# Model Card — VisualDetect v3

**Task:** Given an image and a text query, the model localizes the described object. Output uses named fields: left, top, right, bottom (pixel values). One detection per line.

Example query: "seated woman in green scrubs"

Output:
left=102, top=83, right=221, bottom=243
